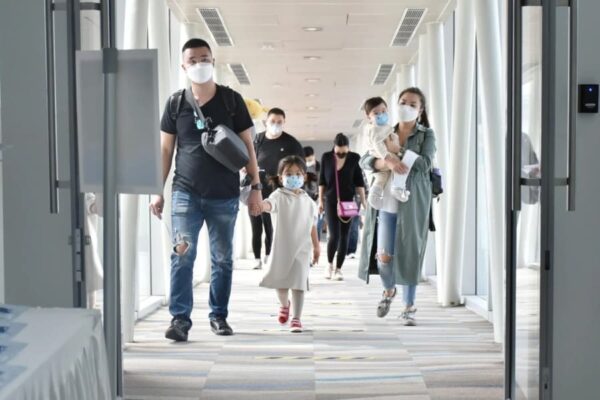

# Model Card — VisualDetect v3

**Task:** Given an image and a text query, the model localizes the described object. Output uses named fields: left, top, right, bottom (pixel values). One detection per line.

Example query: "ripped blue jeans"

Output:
left=377, top=210, right=417, bottom=307
left=170, top=190, right=239, bottom=321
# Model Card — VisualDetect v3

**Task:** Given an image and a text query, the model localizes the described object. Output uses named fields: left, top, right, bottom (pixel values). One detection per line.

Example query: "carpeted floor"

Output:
left=123, top=256, right=504, bottom=400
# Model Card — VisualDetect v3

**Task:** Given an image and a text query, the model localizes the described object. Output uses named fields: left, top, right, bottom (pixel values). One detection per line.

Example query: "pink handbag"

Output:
left=334, top=157, right=360, bottom=223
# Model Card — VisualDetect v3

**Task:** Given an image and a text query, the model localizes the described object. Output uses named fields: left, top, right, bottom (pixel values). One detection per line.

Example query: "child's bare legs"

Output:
left=291, top=289, right=305, bottom=320
left=276, top=289, right=290, bottom=324
left=368, top=171, right=390, bottom=210
left=276, top=288, right=305, bottom=319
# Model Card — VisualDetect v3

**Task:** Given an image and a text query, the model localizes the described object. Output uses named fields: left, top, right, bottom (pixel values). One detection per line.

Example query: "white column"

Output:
left=121, top=0, right=148, bottom=343
left=399, top=64, right=416, bottom=90
left=426, top=22, right=450, bottom=304
left=148, top=0, right=172, bottom=298
left=417, top=33, right=430, bottom=96
left=442, top=0, right=476, bottom=306
left=474, top=0, right=505, bottom=343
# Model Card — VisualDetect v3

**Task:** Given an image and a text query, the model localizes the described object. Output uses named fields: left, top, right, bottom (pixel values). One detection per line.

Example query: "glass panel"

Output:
left=476, top=66, right=489, bottom=299
left=515, top=6, right=542, bottom=399
left=137, top=196, right=152, bottom=301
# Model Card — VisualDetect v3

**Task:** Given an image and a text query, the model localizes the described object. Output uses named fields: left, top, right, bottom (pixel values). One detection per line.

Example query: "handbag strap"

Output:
left=333, top=153, right=341, bottom=203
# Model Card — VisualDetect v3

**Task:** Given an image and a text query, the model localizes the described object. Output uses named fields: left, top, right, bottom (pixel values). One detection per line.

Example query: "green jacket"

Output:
left=358, top=124, right=437, bottom=285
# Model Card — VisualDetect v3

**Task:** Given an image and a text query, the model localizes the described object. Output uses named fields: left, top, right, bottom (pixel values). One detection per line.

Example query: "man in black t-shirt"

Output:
left=250, top=107, right=304, bottom=269
left=150, top=38, right=263, bottom=340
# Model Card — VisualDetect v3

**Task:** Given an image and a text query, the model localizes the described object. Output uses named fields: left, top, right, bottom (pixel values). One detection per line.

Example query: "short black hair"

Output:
left=267, top=107, right=286, bottom=119
left=182, top=38, right=212, bottom=54
left=303, top=146, right=314, bottom=157
left=334, top=133, right=349, bottom=147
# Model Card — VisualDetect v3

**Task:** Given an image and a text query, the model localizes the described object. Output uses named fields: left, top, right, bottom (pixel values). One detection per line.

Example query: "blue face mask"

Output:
left=282, top=175, right=304, bottom=190
left=375, top=112, right=389, bottom=126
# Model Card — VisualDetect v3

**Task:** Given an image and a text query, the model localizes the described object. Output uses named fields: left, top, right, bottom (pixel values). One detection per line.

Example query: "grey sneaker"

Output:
left=400, top=306, right=417, bottom=326
left=376, top=288, right=397, bottom=318
left=324, top=263, right=334, bottom=279
left=333, top=269, right=344, bottom=281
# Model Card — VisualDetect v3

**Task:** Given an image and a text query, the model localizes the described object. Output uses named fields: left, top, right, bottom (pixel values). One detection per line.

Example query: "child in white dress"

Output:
left=259, top=155, right=320, bottom=333
left=363, top=97, right=408, bottom=209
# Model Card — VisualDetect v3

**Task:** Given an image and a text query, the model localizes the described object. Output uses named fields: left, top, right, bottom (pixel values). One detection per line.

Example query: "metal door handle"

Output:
left=510, top=0, right=523, bottom=212
left=567, top=0, right=577, bottom=211
left=46, top=0, right=59, bottom=214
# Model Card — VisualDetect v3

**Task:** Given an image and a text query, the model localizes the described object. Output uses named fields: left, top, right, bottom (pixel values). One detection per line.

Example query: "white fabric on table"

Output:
left=260, top=188, right=317, bottom=291
left=0, top=308, right=110, bottom=400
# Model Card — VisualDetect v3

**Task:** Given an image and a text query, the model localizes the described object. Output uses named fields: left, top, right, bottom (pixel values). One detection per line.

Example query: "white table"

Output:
left=0, top=307, right=111, bottom=400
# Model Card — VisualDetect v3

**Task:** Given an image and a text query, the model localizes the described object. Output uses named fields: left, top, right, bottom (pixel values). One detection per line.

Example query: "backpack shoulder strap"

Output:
left=168, top=89, right=185, bottom=122
left=218, top=85, right=238, bottom=117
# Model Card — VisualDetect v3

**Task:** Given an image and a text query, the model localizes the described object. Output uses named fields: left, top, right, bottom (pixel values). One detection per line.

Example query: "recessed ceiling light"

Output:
left=304, top=56, right=321, bottom=61
left=261, top=43, right=275, bottom=50
left=303, top=26, right=323, bottom=32
left=273, top=83, right=283, bottom=88
left=307, top=106, right=317, bottom=110
left=306, top=93, right=318, bottom=97
left=305, top=78, right=320, bottom=83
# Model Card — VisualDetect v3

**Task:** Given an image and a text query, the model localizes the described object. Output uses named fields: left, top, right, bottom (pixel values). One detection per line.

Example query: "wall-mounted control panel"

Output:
left=579, top=84, right=599, bottom=113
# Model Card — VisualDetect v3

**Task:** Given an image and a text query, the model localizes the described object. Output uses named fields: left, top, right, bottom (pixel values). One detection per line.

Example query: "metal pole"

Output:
left=101, top=0, right=121, bottom=398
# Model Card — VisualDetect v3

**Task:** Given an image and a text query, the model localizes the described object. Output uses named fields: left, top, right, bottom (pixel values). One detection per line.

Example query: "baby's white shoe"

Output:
left=368, top=186, right=385, bottom=209
left=392, top=187, right=410, bottom=203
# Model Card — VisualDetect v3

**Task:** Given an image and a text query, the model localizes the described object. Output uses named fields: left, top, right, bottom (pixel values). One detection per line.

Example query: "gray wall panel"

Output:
left=0, top=0, right=74, bottom=307
left=551, top=1, right=600, bottom=397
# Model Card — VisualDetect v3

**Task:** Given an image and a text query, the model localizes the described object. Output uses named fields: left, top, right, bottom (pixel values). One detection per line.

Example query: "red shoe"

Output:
left=290, top=318, right=303, bottom=333
left=278, top=302, right=290, bottom=324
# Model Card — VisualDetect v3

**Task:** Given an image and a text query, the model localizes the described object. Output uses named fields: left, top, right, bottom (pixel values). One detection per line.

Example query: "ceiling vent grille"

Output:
left=352, top=119, right=363, bottom=128
left=372, top=64, right=395, bottom=85
left=390, top=8, right=426, bottom=47
left=197, top=8, right=234, bottom=47
left=229, top=63, right=251, bottom=85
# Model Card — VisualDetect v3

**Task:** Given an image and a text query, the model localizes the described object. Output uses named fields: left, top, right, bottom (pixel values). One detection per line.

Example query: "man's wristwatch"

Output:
left=251, top=183, right=263, bottom=191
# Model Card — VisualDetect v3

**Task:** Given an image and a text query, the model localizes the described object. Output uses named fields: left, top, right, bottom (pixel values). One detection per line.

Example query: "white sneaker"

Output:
left=263, top=255, right=269, bottom=265
left=399, top=306, right=417, bottom=326
left=252, top=259, right=262, bottom=270
left=324, top=264, right=334, bottom=279
left=347, top=253, right=356, bottom=259
left=368, top=186, right=385, bottom=210
left=333, top=269, right=343, bottom=281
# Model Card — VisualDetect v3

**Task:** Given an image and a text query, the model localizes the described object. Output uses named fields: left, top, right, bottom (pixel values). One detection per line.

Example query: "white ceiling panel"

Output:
left=168, top=0, right=454, bottom=140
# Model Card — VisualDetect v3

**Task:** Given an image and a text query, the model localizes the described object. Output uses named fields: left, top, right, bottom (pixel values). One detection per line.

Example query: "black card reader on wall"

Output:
left=579, top=84, right=599, bottom=113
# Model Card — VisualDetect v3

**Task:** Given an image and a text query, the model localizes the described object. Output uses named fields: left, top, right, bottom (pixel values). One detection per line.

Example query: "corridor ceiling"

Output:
left=167, top=0, right=454, bottom=140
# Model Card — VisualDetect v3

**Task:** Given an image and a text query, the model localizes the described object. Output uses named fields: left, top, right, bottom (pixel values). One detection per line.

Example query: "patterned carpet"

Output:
left=123, top=256, right=503, bottom=400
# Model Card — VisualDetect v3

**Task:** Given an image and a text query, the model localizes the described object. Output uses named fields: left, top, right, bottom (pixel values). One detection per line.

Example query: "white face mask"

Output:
left=186, top=63, right=213, bottom=84
left=398, top=104, right=419, bottom=122
left=267, top=123, right=283, bottom=136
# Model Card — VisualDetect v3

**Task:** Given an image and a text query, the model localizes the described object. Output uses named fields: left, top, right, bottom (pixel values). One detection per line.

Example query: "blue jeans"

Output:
left=170, top=190, right=239, bottom=321
left=347, top=215, right=360, bottom=254
left=377, top=210, right=417, bottom=306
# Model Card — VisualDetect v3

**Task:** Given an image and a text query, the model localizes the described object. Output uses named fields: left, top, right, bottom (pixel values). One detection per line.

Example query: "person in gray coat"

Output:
left=358, top=87, right=437, bottom=326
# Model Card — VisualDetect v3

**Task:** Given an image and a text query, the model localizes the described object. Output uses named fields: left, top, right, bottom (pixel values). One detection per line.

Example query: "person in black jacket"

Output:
left=251, top=107, right=304, bottom=269
left=318, top=133, right=367, bottom=280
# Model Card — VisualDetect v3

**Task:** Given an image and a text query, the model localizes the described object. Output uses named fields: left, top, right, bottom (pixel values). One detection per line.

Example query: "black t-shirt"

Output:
left=254, top=131, right=304, bottom=196
left=319, top=151, right=365, bottom=203
left=160, top=85, right=253, bottom=198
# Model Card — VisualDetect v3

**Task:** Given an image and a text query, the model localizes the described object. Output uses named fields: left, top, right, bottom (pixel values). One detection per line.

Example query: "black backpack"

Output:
left=168, top=84, right=238, bottom=124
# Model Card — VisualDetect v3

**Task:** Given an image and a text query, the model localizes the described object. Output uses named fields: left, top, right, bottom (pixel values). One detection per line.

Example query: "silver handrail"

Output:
left=512, top=0, right=523, bottom=211
left=567, top=0, right=577, bottom=211
left=45, top=0, right=58, bottom=214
